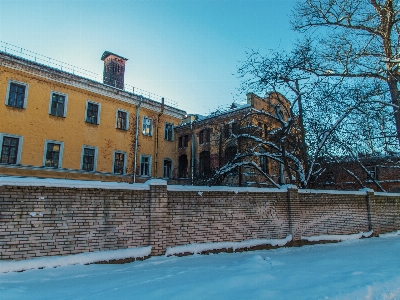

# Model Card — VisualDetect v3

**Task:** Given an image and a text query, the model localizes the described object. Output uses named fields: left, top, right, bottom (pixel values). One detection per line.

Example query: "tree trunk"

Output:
left=387, top=76, right=400, bottom=146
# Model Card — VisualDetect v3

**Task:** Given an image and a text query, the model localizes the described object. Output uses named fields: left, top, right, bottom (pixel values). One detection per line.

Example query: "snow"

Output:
left=301, top=231, right=373, bottom=242
left=299, top=188, right=368, bottom=195
left=0, top=246, right=152, bottom=273
left=1, top=234, right=400, bottom=300
left=0, top=176, right=149, bottom=190
left=165, top=235, right=292, bottom=256
left=167, top=185, right=285, bottom=193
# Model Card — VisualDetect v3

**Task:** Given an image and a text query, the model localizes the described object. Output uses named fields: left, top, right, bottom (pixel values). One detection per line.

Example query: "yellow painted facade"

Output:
left=0, top=52, right=186, bottom=182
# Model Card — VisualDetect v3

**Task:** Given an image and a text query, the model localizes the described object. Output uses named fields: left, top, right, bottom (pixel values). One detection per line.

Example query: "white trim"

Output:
left=48, top=90, right=68, bottom=118
left=140, top=154, right=152, bottom=176
left=42, top=140, right=64, bottom=168
left=0, top=133, right=23, bottom=164
left=85, top=100, right=101, bottom=125
left=5, top=79, right=29, bottom=109
left=80, top=145, right=98, bottom=172
left=115, top=108, right=130, bottom=130
left=112, top=150, right=127, bottom=174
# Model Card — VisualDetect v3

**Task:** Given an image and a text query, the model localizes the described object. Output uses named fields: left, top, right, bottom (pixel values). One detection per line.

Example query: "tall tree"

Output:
left=292, top=0, right=400, bottom=145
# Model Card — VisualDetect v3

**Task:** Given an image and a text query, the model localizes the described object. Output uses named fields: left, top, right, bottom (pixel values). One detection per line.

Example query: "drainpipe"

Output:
left=133, top=96, right=143, bottom=183
left=191, top=120, right=195, bottom=185
left=155, top=97, right=165, bottom=178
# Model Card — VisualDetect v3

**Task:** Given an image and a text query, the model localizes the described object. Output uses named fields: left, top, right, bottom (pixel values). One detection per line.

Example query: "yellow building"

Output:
left=0, top=50, right=186, bottom=182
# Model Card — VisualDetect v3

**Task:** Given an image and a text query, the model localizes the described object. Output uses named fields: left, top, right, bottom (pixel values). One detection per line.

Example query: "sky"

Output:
left=1, top=233, right=400, bottom=299
left=0, top=0, right=300, bottom=115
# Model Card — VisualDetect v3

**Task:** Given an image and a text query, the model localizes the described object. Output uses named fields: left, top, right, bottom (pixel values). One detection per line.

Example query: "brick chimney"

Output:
left=101, top=51, right=128, bottom=90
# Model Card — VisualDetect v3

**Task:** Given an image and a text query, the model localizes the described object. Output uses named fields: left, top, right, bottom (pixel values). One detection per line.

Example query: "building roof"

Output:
left=101, top=51, right=128, bottom=61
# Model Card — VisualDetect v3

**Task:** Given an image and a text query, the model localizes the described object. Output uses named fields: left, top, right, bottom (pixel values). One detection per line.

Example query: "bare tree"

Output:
left=292, top=0, right=400, bottom=145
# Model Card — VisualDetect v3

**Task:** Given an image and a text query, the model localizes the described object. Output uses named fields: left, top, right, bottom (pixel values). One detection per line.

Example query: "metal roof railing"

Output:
left=0, top=41, right=179, bottom=108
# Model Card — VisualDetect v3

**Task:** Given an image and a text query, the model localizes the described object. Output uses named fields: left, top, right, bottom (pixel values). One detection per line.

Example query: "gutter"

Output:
left=133, top=96, right=143, bottom=183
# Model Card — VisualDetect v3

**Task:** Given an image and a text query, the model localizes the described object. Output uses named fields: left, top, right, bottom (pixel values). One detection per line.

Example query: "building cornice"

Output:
left=0, top=51, right=186, bottom=119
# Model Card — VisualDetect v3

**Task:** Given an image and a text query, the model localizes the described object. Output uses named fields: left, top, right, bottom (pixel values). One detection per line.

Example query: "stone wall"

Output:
left=1, top=183, right=400, bottom=261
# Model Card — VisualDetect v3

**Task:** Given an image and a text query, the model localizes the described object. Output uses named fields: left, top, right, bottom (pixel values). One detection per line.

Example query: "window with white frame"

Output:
left=85, top=101, right=101, bottom=125
left=44, top=140, right=63, bottom=168
left=116, top=109, right=129, bottom=130
left=140, top=155, right=151, bottom=176
left=163, top=159, right=172, bottom=178
left=81, top=146, right=97, bottom=172
left=113, top=151, right=126, bottom=174
left=164, top=123, right=173, bottom=141
left=6, top=80, right=28, bottom=109
left=0, top=134, right=23, bottom=164
left=142, top=116, right=153, bottom=136
left=49, top=92, right=68, bottom=117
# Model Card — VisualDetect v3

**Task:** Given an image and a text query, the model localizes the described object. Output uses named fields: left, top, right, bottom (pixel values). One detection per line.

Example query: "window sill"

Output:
left=49, top=114, right=66, bottom=118
left=6, top=104, right=25, bottom=109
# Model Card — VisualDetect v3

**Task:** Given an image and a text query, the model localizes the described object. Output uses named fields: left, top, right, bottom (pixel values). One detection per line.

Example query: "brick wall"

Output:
left=1, top=183, right=400, bottom=261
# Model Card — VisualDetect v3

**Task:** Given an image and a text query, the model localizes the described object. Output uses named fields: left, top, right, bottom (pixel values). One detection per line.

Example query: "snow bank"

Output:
left=379, top=230, right=400, bottom=238
left=0, top=246, right=151, bottom=273
left=301, top=231, right=373, bottom=242
left=165, top=235, right=292, bottom=256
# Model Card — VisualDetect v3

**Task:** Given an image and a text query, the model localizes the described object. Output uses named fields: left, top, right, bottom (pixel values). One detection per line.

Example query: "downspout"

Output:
left=191, top=120, right=195, bottom=185
left=133, top=96, right=143, bottom=183
left=155, top=97, right=165, bottom=178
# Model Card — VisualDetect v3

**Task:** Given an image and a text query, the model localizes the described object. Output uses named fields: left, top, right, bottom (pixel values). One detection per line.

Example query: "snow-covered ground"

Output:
left=1, top=233, right=400, bottom=300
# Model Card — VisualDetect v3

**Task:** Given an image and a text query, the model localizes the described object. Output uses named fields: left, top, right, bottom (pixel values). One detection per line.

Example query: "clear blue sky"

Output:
left=0, top=0, right=299, bottom=115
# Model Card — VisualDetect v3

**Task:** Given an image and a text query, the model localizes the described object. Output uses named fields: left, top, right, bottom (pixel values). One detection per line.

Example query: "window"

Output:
left=199, top=151, right=211, bottom=176
left=367, top=166, right=377, bottom=179
left=49, top=92, right=67, bottom=117
left=164, top=123, right=173, bottom=141
left=178, top=155, right=188, bottom=178
left=264, top=124, right=268, bottom=138
left=225, top=146, right=237, bottom=163
left=232, top=123, right=240, bottom=135
left=183, top=135, right=189, bottom=147
left=142, top=116, right=153, bottom=136
left=85, top=101, right=100, bottom=125
left=224, top=124, right=230, bottom=139
left=140, top=155, right=151, bottom=176
left=116, top=109, right=129, bottom=130
left=260, top=156, right=269, bottom=174
left=179, top=135, right=189, bottom=148
left=199, top=129, right=210, bottom=144
left=81, top=146, right=97, bottom=172
left=113, top=151, right=126, bottom=174
left=163, top=159, right=172, bottom=178
left=44, top=140, right=63, bottom=168
left=0, top=134, right=22, bottom=164
left=6, top=80, right=28, bottom=108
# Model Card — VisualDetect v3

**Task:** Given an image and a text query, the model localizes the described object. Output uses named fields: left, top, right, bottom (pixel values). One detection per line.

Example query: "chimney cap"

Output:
left=101, top=51, right=128, bottom=61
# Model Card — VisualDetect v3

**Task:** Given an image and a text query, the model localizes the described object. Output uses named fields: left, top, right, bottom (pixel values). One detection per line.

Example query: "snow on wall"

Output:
left=1, top=176, right=400, bottom=262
